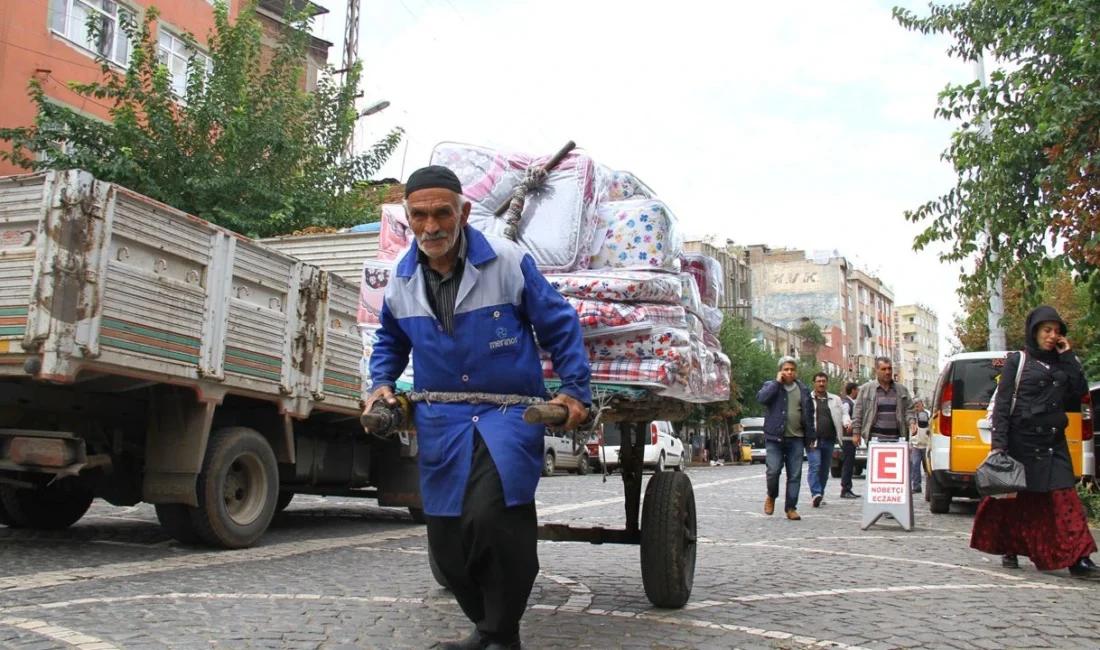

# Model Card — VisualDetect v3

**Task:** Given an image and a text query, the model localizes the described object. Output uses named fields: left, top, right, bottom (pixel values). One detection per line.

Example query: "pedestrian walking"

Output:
left=364, top=165, right=592, bottom=649
left=807, top=372, right=850, bottom=507
left=969, top=306, right=1099, bottom=578
left=851, top=357, right=918, bottom=444
left=910, top=400, right=930, bottom=494
left=757, top=356, right=817, bottom=520
left=839, top=382, right=861, bottom=499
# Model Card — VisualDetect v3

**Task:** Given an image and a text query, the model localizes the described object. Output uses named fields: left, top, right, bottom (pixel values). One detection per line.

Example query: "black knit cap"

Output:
left=405, top=165, right=463, bottom=198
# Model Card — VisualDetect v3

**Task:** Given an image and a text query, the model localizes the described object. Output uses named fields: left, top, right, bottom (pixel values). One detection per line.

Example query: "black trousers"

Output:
left=840, top=440, right=856, bottom=493
left=425, top=432, right=539, bottom=642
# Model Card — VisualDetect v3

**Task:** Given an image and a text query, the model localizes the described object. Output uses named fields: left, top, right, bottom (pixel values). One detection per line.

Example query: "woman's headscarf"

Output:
left=1023, top=305, right=1067, bottom=364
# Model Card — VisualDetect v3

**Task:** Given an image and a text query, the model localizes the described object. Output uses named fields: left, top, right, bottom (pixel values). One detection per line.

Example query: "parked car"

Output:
left=543, top=431, right=590, bottom=477
left=740, top=417, right=766, bottom=463
left=586, top=421, right=685, bottom=472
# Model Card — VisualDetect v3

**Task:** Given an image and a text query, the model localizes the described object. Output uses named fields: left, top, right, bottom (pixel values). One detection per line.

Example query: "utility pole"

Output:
left=341, top=0, right=361, bottom=159
left=974, top=53, right=1007, bottom=352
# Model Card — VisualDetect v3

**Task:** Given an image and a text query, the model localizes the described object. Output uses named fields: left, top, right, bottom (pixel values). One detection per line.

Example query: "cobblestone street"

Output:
left=2, top=464, right=1099, bottom=650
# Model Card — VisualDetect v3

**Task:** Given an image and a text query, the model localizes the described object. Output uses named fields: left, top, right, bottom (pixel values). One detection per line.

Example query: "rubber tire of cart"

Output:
left=407, top=506, right=426, bottom=524
left=927, top=473, right=951, bottom=514
left=542, top=452, right=555, bottom=477
left=640, top=470, right=697, bottom=609
left=190, top=427, right=279, bottom=549
left=427, top=543, right=450, bottom=590
left=830, top=464, right=842, bottom=479
left=155, top=503, right=202, bottom=545
left=274, top=492, right=294, bottom=514
left=0, top=480, right=93, bottom=530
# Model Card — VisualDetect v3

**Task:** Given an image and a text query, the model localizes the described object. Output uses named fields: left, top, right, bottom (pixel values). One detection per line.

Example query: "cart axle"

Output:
left=537, top=522, right=640, bottom=545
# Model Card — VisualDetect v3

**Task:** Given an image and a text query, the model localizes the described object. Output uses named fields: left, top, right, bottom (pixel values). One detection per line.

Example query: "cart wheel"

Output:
left=640, top=471, right=696, bottom=609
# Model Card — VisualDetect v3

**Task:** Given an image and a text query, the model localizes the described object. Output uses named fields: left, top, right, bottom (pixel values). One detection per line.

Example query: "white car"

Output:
left=587, top=421, right=685, bottom=473
left=543, top=431, right=590, bottom=477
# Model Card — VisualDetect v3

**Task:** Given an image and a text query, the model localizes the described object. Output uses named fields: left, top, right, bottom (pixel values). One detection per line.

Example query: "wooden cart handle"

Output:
left=523, top=404, right=569, bottom=426
left=493, top=141, right=577, bottom=217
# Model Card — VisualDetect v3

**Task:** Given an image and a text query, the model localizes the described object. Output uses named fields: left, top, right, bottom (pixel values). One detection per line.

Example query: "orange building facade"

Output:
left=0, top=0, right=330, bottom=176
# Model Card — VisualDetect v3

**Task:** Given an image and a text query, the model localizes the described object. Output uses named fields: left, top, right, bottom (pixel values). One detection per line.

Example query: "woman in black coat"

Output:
left=970, top=306, right=1097, bottom=576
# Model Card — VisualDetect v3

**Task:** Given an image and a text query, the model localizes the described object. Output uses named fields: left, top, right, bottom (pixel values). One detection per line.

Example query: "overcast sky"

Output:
left=308, top=0, right=976, bottom=362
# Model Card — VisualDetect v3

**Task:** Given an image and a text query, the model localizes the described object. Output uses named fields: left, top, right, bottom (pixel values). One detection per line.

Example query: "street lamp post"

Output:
left=974, top=54, right=1007, bottom=352
left=359, top=100, right=390, bottom=118
left=344, top=100, right=391, bottom=159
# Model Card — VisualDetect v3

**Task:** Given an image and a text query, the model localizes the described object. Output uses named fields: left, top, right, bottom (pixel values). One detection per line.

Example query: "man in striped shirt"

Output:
left=851, top=356, right=917, bottom=444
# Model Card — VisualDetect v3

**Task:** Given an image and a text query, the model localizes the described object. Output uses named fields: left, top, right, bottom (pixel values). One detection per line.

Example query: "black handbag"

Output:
left=976, top=451, right=1027, bottom=496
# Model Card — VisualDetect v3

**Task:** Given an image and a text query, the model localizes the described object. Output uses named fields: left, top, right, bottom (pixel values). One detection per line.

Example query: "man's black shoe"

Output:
left=840, top=491, right=860, bottom=499
left=439, top=630, right=486, bottom=650
left=1002, top=555, right=1019, bottom=569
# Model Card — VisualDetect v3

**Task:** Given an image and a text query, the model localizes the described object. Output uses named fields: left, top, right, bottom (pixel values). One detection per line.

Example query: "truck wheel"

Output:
left=656, top=452, right=666, bottom=473
left=0, top=481, right=92, bottom=530
left=191, top=427, right=278, bottom=549
left=830, top=465, right=842, bottom=479
left=928, top=473, right=951, bottom=514
left=275, top=492, right=295, bottom=513
left=640, top=470, right=697, bottom=609
left=577, top=455, right=589, bottom=475
left=407, top=507, right=426, bottom=524
left=155, top=504, right=201, bottom=544
left=0, top=487, right=26, bottom=528
left=543, top=452, right=555, bottom=477
left=428, top=544, right=450, bottom=590
left=675, top=455, right=686, bottom=472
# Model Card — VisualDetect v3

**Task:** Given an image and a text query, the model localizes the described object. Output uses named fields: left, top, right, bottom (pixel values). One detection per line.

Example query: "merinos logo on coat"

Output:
left=490, top=326, right=519, bottom=351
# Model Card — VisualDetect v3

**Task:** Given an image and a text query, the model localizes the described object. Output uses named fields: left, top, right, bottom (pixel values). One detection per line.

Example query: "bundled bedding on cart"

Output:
left=357, top=141, right=731, bottom=404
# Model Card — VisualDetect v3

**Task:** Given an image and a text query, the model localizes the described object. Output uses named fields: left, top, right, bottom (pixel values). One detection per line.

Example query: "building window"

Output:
left=158, top=29, right=213, bottom=97
left=51, top=0, right=133, bottom=65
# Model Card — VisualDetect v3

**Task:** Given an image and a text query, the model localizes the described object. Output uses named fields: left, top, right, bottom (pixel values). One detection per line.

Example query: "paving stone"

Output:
left=1, top=467, right=1099, bottom=649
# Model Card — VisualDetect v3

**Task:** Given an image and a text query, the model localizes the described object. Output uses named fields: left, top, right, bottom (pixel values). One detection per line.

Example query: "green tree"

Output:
left=0, top=1, right=402, bottom=238
left=953, top=266, right=1099, bottom=376
left=793, top=319, right=827, bottom=360
left=893, top=2, right=1100, bottom=306
left=714, top=317, right=780, bottom=420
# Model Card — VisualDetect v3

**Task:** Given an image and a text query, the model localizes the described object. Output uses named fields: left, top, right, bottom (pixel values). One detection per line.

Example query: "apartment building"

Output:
left=894, top=303, right=940, bottom=401
left=682, top=240, right=753, bottom=322
left=746, top=245, right=851, bottom=377
left=848, top=269, right=895, bottom=380
left=0, top=0, right=330, bottom=176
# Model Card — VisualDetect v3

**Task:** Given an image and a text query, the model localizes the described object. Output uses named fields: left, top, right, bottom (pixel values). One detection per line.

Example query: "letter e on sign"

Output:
left=871, top=447, right=904, bottom=485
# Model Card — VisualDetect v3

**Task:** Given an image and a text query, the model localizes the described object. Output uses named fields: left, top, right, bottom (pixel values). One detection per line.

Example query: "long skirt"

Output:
left=970, top=488, right=1097, bottom=571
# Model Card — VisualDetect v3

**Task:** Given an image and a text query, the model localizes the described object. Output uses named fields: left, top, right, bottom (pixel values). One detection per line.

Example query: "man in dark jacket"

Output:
left=757, top=356, right=817, bottom=520
left=839, top=382, right=861, bottom=499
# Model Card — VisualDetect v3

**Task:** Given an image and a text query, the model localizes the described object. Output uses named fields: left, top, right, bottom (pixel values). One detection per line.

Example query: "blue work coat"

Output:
left=369, top=226, right=592, bottom=516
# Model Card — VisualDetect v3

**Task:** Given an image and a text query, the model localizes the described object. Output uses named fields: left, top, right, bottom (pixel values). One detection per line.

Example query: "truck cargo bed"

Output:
left=0, top=171, right=363, bottom=418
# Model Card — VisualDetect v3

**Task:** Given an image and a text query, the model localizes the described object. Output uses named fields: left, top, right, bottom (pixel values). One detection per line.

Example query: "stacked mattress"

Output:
left=357, top=141, right=730, bottom=403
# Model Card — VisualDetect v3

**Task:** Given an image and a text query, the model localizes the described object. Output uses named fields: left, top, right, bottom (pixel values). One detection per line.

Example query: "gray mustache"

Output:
left=420, top=232, right=448, bottom=242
